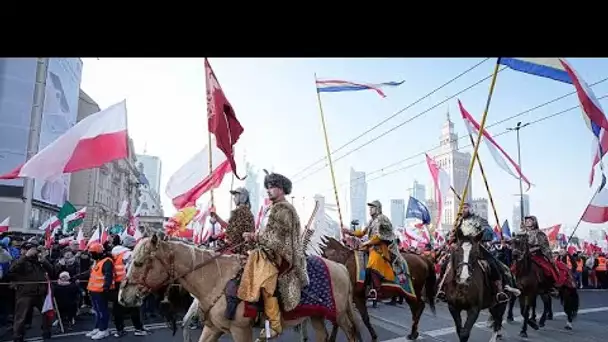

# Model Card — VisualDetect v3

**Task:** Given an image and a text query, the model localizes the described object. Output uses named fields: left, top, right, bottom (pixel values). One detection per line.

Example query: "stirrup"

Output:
left=496, top=292, right=509, bottom=303
left=368, top=288, right=378, bottom=300
left=256, top=327, right=280, bottom=341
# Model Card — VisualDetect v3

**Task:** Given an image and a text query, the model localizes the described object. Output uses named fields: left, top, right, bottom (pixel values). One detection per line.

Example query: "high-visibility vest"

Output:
left=113, top=253, right=127, bottom=283
left=87, top=257, right=115, bottom=292
left=597, top=257, right=607, bottom=272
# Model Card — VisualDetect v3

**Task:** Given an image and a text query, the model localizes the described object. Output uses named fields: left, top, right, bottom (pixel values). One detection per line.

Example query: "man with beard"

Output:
left=436, top=203, right=518, bottom=303
left=9, top=241, right=54, bottom=342
left=210, top=187, right=255, bottom=254
left=237, top=171, right=308, bottom=340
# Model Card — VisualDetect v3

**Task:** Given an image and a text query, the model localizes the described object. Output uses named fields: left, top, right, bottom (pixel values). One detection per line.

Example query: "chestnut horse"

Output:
left=320, top=237, right=436, bottom=341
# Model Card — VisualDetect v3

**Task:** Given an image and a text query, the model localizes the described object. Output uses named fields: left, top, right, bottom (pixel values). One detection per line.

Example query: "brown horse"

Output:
left=443, top=235, right=507, bottom=342
left=320, top=237, right=436, bottom=341
left=118, top=234, right=361, bottom=342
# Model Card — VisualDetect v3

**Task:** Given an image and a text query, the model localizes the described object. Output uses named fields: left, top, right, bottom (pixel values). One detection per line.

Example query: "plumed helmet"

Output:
left=263, top=170, right=292, bottom=195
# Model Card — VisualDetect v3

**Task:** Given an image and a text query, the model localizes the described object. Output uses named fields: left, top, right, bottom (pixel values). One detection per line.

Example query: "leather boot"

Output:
left=495, top=280, right=509, bottom=303
left=258, top=291, right=282, bottom=341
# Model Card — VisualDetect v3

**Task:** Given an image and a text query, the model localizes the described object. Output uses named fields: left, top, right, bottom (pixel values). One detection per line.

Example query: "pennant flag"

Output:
left=205, top=58, right=245, bottom=180
left=499, top=58, right=608, bottom=188
left=0, top=217, right=9, bottom=233
left=41, top=280, right=55, bottom=320
left=405, top=196, right=431, bottom=225
left=165, top=136, right=232, bottom=209
left=459, top=100, right=532, bottom=190
left=0, top=101, right=128, bottom=181
left=316, top=79, right=405, bottom=98
left=425, top=153, right=450, bottom=230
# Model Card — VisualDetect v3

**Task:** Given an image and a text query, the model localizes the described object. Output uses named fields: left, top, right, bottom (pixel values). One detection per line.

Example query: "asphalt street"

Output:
left=4, top=289, right=607, bottom=342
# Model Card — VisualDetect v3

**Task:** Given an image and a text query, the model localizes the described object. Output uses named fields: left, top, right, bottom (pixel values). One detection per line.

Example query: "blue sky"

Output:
left=80, top=58, right=608, bottom=241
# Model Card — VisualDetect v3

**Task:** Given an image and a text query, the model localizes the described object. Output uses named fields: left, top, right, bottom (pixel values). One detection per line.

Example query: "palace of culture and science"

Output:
left=429, top=110, right=488, bottom=235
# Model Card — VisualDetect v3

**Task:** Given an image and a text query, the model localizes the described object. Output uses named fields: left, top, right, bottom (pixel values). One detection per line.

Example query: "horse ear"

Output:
left=150, top=233, right=159, bottom=246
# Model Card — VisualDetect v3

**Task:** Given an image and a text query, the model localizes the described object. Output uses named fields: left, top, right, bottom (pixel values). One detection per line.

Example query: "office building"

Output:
left=408, top=180, right=426, bottom=203
left=136, top=154, right=162, bottom=195
left=390, top=199, right=406, bottom=227
left=349, top=168, right=367, bottom=225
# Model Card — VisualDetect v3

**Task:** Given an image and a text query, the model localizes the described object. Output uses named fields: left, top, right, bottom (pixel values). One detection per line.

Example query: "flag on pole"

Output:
left=581, top=174, right=608, bottom=223
left=459, top=100, right=532, bottom=190
left=165, top=137, right=232, bottom=209
left=316, top=79, right=405, bottom=98
left=0, top=101, right=129, bottom=180
left=205, top=58, right=244, bottom=180
left=255, top=198, right=272, bottom=231
left=405, top=197, right=431, bottom=225
left=0, top=217, right=9, bottom=233
left=41, top=280, right=55, bottom=320
left=76, top=228, right=86, bottom=251
left=499, top=58, right=608, bottom=188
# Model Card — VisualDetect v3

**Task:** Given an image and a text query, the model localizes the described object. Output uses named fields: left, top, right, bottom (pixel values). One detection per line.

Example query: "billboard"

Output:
left=0, top=58, right=82, bottom=207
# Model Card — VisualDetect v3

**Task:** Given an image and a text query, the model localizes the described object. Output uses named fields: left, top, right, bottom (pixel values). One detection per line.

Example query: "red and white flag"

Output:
left=0, top=101, right=128, bottom=181
left=205, top=58, right=245, bottom=180
left=425, top=153, right=450, bottom=230
left=76, top=228, right=87, bottom=251
left=459, top=100, right=532, bottom=190
left=38, top=216, right=61, bottom=232
left=65, top=207, right=87, bottom=223
left=165, top=137, right=232, bottom=209
left=0, top=217, right=9, bottom=233
left=41, top=280, right=55, bottom=320
left=540, top=224, right=561, bottom=242
left=581, top=185, right=608, bottom=224
left=255, top=198, right=272, bottom=231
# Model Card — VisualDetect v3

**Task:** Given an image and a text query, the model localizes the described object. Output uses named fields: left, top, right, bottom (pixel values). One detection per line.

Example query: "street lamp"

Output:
left=506, top=121, right=530, bottom=228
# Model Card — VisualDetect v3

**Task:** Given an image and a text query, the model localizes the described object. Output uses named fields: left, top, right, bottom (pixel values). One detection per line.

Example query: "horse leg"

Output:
left=546, top=293, right=553, bottom=320
left=298, top=318, right=310, bottom=342
left=406, top=297, right=424, bottom=340
left=519, top=295, right=530, bottom=338
left=539, top=294, right=551, bottom=327
left=199, top=326, right=224, bottom=342
left=354, top=295, right=378, bottom=342
left=530, top=298, right=537, bottom=324
left=309, top=317, right=328, bottom=342
left=489, top=303, right=507, bottom=342
left=507, top=295, right=516, bottom=322
left=448, top=305, right=463, bottom=340
left=527, top=293, right=539, bottom=330
left=460, top=308, right=481, bottom=342
left=328, top=322, right=338, bottom=342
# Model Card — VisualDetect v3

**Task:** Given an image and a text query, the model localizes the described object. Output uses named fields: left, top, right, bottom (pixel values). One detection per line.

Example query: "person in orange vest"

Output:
left=110, top=235, right=148, bottom=337
left=86, top=242, right=114, bottom=340
left=597, top=253, right=607, bottom=288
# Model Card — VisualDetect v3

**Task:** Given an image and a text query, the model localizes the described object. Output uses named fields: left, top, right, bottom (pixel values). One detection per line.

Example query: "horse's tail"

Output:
left=562, top=287, right=579, bottom=320
left=423, top=256, right=437, bottom=315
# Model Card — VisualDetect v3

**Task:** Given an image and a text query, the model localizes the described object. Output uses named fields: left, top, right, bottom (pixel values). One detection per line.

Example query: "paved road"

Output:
left=4, top=289, right=607, bottom=342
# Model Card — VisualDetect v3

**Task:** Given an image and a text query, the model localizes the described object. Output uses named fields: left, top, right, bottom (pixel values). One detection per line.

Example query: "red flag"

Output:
left=41, top=280, right=55, bottom=320
left=204, top=58, right=245, bottom=180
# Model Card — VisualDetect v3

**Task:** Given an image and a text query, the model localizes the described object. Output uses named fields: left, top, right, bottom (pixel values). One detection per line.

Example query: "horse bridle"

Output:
left=125, top=240, right=246, bottom=295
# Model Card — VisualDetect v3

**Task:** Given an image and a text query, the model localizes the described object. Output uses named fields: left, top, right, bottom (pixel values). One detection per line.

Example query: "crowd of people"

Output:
left=0, top=233, right=160, bottom=342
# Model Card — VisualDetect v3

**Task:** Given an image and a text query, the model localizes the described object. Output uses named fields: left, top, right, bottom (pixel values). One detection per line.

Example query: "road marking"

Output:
left=380, top=306, right=608, bottom=342
left=3, top=322, right=171, bottom=342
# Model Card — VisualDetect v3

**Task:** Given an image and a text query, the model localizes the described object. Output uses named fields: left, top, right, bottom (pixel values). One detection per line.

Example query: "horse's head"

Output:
left=510, top=233, right=529, bottom=261
left=451, top=237, right=482, bottom=285
left=320, top=236, right=351, bottom=264
left=119, top=233, right=175, bottom=307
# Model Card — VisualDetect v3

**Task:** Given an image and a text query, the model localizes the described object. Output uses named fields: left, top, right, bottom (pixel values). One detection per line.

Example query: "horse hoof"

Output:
left=519, top=331, right=528, bottom=338
left=547, top=315, right=553, bottom=320
left=406, top=332, right=419, bottom=340
left=565, top=322, right=573, bottom=330
left=506, top=316, right=514, bottom=323
left=528, top=321, right=539, bottom=331
left=539, top=321, right=545, bottom=328
left=497, top=333, right=503, bottom=339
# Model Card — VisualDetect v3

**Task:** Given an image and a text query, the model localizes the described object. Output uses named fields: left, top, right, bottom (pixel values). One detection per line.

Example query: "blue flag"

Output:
left=405, top=197, right=431, bottom=225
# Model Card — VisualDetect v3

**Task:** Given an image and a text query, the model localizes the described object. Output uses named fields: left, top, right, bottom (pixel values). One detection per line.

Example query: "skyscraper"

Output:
left=408, top=180, right=426, bottom=202
left=433, top=109, right=472, bottom=234
left=136, top=154, right=162, bottom=195
left=349, top=168, right=367, bottom=225
left=390, top=199, right=405, bottom=227
left=244, top=161, right=261, bottom=214
left=512, top=194, right=530, bottom=232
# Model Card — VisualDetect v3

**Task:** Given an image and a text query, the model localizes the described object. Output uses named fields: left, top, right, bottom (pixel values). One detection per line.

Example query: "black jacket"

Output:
left=9, top=255, right=54, bottom=296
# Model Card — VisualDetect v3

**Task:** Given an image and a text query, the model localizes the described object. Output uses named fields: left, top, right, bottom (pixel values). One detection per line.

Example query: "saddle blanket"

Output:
left=243, top=255, right=337, bottom=322
left=518, top=256, right=573, bottom=289
left=354, top=251, right=415, bottom=299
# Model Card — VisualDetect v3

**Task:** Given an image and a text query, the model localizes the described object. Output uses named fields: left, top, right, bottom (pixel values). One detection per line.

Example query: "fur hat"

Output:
left=263, top=171, right=292, bottom=195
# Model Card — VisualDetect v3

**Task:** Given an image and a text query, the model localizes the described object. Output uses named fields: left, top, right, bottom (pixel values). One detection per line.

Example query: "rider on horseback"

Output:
left=522, top=215, right=563, bottom=294
left=237, top=172, right=308, bottom=341
left=342, top=200, right=399, bottom=300
left=437, top=202, right=519, bottom=303
left=210, top=187, right=256, bottom=254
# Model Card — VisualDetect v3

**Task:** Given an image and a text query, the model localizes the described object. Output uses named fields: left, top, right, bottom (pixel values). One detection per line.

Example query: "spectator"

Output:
left=9, top=241, right=54, bottom=342
left=53, top=271, right=80, bottom=330
left=55, top=250, right=80, bottom=279
left=86, top=242, right=114, bottom=340
left=0, top=237, right=13, bottom=326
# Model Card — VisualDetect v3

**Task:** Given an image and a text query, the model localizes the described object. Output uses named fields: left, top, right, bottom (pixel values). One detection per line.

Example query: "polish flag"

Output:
left=41, top=280, right=55, bottom=320
left=459, top=100, right=532, bottom=190
left=541, top=224, right=561, bottom=242
left=76, top=228, right=87, bottom=251
left=38, top=216, right=61, bottom=232
left=0, top=217, right=9, bottom=233
left=65, top=207, right=87, bottom=223
left=165, top=137, right=232, bottom=209
left=581, top=179, right=608, bottom=224
left=0, top=101, right=129, bottom=181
